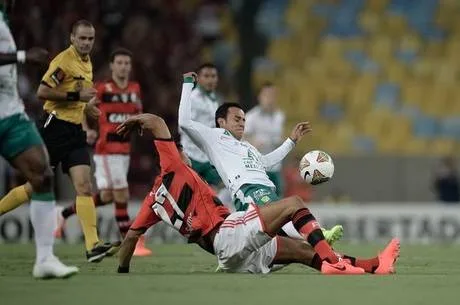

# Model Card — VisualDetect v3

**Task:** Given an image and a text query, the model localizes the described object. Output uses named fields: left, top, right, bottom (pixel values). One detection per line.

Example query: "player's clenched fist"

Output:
left=183, top=72, right=197, bottom=81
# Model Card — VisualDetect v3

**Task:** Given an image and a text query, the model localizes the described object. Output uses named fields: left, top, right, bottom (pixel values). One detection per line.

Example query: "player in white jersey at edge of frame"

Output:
left=0, top=2, right=77, bottom=279
left=178, top=72, right=343, bottom=244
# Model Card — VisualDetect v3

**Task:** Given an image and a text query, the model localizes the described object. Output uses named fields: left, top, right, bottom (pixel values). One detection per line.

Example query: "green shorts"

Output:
left=190, top=159, right=222, bottom=186
left=233, top=183, right=280, bottom=211
left=0, top=113, right=43, bottom=161
left=267, top=171, right=283, bottom=197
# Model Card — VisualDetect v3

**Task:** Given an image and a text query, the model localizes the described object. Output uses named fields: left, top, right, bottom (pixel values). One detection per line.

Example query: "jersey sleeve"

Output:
left=155, top=139, right=183, bottom=172
left=41, top=55, right=67, bottom=88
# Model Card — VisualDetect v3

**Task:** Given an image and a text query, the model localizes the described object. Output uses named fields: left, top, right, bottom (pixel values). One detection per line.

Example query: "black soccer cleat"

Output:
left=86, top=242, right=118, bottom=263
left=105, top=241, right=122, bottom=257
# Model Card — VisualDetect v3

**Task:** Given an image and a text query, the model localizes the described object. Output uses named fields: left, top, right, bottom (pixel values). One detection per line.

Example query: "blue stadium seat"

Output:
left=352, top=136, right=376, bottom=152
left=413, top=116, right=439, bottom=138
left=374, top=83, right=400, bottom=110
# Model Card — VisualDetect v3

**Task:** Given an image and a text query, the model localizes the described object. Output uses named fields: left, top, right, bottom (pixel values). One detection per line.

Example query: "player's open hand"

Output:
left=26, top=47, right=49, bottom=64
left=117, top=113, right=157, bottom=137
left=289, top=122, right=312, bottom=143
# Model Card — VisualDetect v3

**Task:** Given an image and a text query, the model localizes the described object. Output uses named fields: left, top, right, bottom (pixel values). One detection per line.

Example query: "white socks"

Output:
left=30, top=200, right=56, bottom=263
left=281, top=221, right=304, bottom=240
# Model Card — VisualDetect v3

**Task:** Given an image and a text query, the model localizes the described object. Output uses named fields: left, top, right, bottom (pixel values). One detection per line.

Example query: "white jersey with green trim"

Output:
left=179, top=81, right=295, bottom=197
left=179, top=86, right=219, bottom=163
left=0, top=14, right=24, bottom=119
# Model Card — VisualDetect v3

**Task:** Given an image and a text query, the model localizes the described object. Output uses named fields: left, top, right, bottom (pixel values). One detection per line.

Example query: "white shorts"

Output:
left=93, top=154, right=130, bottom=190
left=213, top=204, right=278, bottom=274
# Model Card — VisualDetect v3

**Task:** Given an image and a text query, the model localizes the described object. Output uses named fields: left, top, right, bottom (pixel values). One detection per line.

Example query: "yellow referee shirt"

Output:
left=41, top=45, right=93, bottom=125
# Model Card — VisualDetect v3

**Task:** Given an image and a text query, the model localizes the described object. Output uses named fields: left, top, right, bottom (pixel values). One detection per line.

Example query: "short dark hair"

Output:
left=215, top=102, right=244, bottom=128
left=71, top=19, right=94, bottom=34
left=259, top=81, right=275, bottom=94
left=197, top=63, right=217, bottom=74
left=110, top=48, right=133, bottom=62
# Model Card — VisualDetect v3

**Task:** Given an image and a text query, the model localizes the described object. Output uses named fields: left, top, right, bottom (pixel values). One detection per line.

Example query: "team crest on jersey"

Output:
left=50, top=68, right=65, bottom=85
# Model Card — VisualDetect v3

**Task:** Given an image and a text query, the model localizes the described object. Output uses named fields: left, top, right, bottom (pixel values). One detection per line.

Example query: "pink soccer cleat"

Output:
left=374, top=238, right=400, bottom=275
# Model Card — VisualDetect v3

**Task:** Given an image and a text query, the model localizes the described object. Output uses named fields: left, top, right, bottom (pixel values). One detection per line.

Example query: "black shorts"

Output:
left=38, top=113, right=90, bottom=174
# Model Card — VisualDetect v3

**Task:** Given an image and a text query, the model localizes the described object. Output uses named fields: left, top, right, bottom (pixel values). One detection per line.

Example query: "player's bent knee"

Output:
left=27, top=163, right=54, bottom=193
left=74, top=180, right=93, bottom=196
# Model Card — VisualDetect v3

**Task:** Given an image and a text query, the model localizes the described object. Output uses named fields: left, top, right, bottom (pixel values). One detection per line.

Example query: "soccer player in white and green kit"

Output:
left=178, top=74, right=343, bottom=242
left=245, top=82, right=285, bottom=197
left=0, top=6, right=77, bottom=279
left=179, top=63, right=222, bottom=187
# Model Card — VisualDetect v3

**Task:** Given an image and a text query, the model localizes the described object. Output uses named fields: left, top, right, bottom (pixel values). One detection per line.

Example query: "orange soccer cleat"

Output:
left=321, top=260, right=365, bottom=275
left=133, top=235, right=152, bottom=257
left=374, top=238, right=400, bottom=275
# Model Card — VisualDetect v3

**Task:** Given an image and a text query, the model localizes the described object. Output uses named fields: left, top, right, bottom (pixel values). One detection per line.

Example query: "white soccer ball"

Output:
left=299, top=150, right=334, bottom=185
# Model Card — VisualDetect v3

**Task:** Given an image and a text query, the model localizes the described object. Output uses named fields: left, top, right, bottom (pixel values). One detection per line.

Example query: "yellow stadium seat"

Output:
left=399, top=34, right=421, bottom=52
left=319, top=37, right=345, bottom=60
left=386, top=61, right=408, bottom=83
left=400, top=80, right=428, bottom=107
left=411, top=59, right=435, bottom=80
left=383, top=14, right=408, bottom=38
left=366, top=0, right=390, bottom=13
left=368, top=36, right=393, bottom=62
left=401, top=138, right=428, bottom=155
left=429, top=139, right=456, bottom=156
left=423, top=41, right=443, bottom=59
left=433, top=62, right=458, bottom=85
left=359, top=11, right=382, bottom=34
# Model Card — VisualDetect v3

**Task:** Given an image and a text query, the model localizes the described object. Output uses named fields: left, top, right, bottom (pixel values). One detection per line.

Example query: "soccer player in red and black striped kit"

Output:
left=55, top=48, right=151, bottom=256
left=116, top=73, right=400, bottom=275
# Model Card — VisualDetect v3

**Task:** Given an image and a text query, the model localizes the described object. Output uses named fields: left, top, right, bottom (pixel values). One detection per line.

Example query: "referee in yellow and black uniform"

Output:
left=37, top=20, right=116, bottom=262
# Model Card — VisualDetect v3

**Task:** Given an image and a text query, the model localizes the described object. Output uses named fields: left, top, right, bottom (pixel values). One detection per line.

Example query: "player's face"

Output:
left=258, top=86, right=277, bottom=111
left=110, top=55, right=132, bottom=79
left=221, top=107, right=245, bottom=140
left=71, top=26, right=95, bottom=56
left=197, top=68, right=218, bottom=92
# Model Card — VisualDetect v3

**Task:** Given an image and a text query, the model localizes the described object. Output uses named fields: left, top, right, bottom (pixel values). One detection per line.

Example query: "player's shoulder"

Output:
left=50, top=47, right=74, bottom=66
left=127, top=81, right=141, bottom=91
left=190, top=87, right=204, bottom=99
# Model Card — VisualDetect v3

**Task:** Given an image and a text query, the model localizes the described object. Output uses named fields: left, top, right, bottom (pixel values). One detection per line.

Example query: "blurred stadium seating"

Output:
left=252, top=0, right=460, bottom=156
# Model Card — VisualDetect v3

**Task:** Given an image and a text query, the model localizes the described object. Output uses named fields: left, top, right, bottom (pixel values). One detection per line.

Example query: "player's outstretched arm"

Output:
left=262, top=122, right=312, bottom=170
left=0, top=47, right=48, bottom=66
left=116, top=113, right=171, bottom=139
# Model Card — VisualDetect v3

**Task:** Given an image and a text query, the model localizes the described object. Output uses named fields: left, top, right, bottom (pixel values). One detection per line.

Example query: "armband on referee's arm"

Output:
left=66, top=92, right=80, bottom=101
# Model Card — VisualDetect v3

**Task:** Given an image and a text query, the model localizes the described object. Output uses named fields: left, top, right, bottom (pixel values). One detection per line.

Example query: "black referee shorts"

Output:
left=38, top=113, right=91, bottom=174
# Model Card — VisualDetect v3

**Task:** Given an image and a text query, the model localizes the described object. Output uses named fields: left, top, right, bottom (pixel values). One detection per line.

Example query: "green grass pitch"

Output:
left=1, top=243, right=459, bottom=305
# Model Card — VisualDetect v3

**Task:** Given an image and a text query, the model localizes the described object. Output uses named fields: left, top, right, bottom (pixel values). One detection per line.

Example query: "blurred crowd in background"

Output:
left=4, top=0, right=460, bottom=202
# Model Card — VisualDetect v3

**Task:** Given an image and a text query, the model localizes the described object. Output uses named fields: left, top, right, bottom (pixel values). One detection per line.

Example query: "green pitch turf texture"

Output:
left=0, top=243, right=458, bottom=305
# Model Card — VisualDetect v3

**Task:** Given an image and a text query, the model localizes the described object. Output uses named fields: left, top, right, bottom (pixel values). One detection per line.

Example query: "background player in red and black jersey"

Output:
left=115, top=98, right=399, bottom=275
left=56, top=48, right=150, bottom=256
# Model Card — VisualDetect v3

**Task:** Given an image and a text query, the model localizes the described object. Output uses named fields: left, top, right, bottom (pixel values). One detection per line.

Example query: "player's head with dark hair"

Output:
left=196, top=63, right=218, bottom=93
left=70, top=20, right=95, bottom=57
left=110, top=48, right=133, bottom=80
left=215, top=103, right=245, bottom=140
left=258, top=81, right=277, bottom=112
